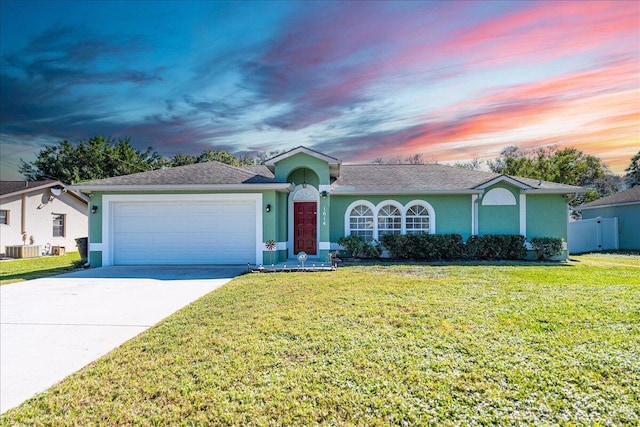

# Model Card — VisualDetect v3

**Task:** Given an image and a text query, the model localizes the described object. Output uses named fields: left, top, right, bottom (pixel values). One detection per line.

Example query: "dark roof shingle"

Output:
left=581, top=186, right=640, bottom=208
left=0, top=180, right=59, bottom=197
left=77, top=161, right=281, bottom=186
left=332, top=164, right=583, bottom=193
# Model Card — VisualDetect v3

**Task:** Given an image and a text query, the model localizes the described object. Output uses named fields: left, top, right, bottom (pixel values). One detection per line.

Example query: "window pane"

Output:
left=349, top=204, right=373, bottom=240
left=378, top=204, right=401, bottom=237
left=52, top=214, right=65, bottom=237
left=0, top=210, right=7, bottom=225
left=406, top=204, right=430, bottom=235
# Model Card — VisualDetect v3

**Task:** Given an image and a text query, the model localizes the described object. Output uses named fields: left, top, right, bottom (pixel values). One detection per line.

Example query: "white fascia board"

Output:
left=522, top=188, right=587, bottom=194
left=330, top=189, right=483, bottom=195
left=580, top=201, right=640, bottom=210
left=71, top=183, right=293, bottom=194
left=475, top=175, right=533, bottom=190
left=0, top=180, right=65, bottom=199
left=265, top=146, right=340, bottom=167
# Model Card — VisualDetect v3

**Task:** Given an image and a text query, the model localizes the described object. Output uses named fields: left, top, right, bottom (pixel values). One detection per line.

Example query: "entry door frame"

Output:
left=294, top=201, right=317, bottom=255
left=288, top=185, right=320, bottom=258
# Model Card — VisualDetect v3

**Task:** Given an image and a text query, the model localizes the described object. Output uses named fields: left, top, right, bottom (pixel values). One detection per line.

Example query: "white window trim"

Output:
left=402, top=200, right=436, bottom=235
left=344, top=200, right=376, bottom=239
left=52, top=213, right=66, bottom=238
left=345, top=199, right=436, bottom=240
left=0, top=209, right=9, bottom=225
left=376, top=200, right=404, bottom=237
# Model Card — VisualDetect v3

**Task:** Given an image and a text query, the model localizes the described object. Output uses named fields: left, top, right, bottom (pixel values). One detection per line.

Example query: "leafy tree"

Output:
left=488, top=145, right=621, bottom=205
left=19, top=136, right=165, bottom=184
left=625, top=150, right=640, bottom=187
left=167, top=153, right=199, bottom=167
left=255, top=149, right=287, bottom=165
left=197, top=149, right=241, bottom=166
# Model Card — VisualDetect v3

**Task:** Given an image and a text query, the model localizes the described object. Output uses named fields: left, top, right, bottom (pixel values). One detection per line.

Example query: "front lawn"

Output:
left=0, top=252, right=82, bottom=285
left=1, top=254, right=638, bottom=425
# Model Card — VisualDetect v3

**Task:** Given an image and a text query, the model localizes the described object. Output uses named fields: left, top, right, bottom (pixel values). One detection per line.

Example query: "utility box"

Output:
left=52, top=246, right=66, bottom=256
left=6, top=245, right=41, bottom=258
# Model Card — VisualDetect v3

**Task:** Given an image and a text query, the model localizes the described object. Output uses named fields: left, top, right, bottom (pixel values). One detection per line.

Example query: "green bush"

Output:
left=531, top=237, right=563, bottom=260
left=337, top=235, right=381, bottom=259
left=380, top=234, right=526, bottom=261
left=381, top=234, right=465, bottom=260
left=469, top=234, right=527, bottom=260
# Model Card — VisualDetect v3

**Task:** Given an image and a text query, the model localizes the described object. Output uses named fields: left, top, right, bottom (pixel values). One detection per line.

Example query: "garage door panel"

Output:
left=112, top=200, right=256, bottom=265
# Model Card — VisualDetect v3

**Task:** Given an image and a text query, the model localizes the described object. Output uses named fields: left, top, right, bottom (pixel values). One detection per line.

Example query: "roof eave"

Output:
left=264, top=146, right=341, bottom=168
left=579, top=200, right=640, bottom=210
left=474, top=175, right=533, bottom=190
left=522, top=188, right=588, bottom=194
left=0, top=180, right=64, bottom=199
left=71, top=183, right=294, bottom=194
left=330, top=189, right=483, bottom=195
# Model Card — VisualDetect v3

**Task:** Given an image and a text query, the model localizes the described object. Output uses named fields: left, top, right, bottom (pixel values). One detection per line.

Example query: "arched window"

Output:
left=405, top=204, right=430, bottom=234
left=349, top=205, right=374, bottom=240
left=378, top=204, right=402, bottom=237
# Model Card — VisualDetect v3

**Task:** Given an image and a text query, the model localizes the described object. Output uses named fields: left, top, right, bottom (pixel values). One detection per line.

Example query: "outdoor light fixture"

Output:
left=266, top=204, right=271, bottom=212
left=91, top=205, right=98, bottom=214
left=321, top=190, right=328, bottom=198
left=302, top=169, right=307, bottom=188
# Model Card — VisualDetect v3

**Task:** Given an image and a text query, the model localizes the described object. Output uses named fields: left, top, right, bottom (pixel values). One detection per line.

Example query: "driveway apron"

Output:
left=0, top=265, right=244, bottom=414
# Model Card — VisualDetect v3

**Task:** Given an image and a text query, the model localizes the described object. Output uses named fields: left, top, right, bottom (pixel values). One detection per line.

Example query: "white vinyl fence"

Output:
left=569, top=217, right=619, bottom=254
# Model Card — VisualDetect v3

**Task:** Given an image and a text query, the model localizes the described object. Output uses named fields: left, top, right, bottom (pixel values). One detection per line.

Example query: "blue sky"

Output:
left=1, top=0, right=638, bottom=180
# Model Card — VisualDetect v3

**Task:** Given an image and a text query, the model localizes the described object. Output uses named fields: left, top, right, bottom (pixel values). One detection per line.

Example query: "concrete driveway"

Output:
left=0, top=265, right=245, bottom=414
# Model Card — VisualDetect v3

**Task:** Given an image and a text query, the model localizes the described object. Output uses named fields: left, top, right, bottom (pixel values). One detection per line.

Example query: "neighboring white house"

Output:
left=0, top=181, right=88, bottom=256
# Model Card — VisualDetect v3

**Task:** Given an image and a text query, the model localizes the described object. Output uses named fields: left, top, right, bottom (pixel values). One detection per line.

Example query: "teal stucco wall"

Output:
left=526, top=194, right=569, bottom=241
left=329, top=194, right=472, bottom=243
left=478, top=184, right=520, bottom=235
left=273, top=153, right=330, bottom=185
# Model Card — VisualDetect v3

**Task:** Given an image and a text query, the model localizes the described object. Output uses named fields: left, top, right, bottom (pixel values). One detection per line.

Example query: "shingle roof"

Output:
left=69, top=155, right=585, bottom=194
left=332, top=164, right=583, bottom=193
left=77, top=161, right=281, bottom=186
left=0, top=180, right=60, bottom=198
left=241, top=165, right=275, bottom=178
left=581, top=186, right=640, bottom=208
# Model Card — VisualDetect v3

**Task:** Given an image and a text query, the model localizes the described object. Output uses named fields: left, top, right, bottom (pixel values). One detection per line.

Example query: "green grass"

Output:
left=2, top=253, right=638, bottom=425
left=0, top=252, right=82, bottom=285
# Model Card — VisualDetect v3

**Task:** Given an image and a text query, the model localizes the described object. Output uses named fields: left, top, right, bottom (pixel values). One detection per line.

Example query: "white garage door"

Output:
left=112, top=200, right=256, bottom=265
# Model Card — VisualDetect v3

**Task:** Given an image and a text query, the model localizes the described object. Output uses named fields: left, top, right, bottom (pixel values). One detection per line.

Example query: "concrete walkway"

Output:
left=0, top=265, right=245, bottom=414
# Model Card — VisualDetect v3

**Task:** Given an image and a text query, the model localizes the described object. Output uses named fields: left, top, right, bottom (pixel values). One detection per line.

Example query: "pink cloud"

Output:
left=390, top=1, right=638, bottom=71
left=347, top=56, right=638, bottom=174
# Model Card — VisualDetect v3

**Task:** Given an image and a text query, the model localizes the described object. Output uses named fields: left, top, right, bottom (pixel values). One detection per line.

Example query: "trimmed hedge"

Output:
left=380, top=234, right=465, bottom=261
left=340, top=234, right=562, bottom=261
left=380, top=234, right=527, bottom=261
left=337, top=235, right=381, bottom=259
left=466, top=234, right=527, bottom=260
left=530, top=237, right=563, bottom=260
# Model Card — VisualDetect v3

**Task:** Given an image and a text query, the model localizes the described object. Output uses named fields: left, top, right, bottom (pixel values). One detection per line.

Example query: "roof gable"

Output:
left=264, top=146, right=341, bottom=178
left=265, top=146, right=340, bottom=166
left=474, top=175, right=533, bottom=190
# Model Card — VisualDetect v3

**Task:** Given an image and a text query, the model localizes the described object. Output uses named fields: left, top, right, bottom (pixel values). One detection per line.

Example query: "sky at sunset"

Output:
left=1, top=0, right=638, bottom=180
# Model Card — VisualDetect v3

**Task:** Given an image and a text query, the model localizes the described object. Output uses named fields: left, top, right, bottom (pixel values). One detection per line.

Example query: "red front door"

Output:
left=294, top=202, right=317, bottom=255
